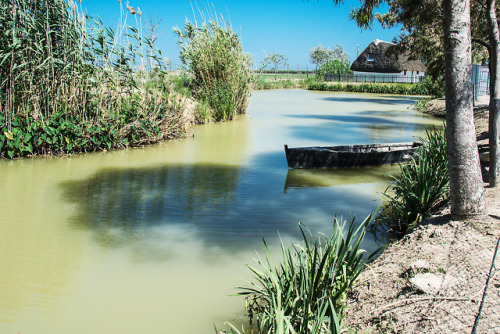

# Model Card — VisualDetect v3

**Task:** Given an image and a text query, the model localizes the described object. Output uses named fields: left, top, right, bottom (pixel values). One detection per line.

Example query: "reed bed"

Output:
left=174, top=17, right=253, bottom=122
left=0, top=0, right=184, bottom=158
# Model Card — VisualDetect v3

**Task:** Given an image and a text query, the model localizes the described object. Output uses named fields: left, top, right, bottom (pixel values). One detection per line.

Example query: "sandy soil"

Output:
left=343, top=97, right=500, bottom=333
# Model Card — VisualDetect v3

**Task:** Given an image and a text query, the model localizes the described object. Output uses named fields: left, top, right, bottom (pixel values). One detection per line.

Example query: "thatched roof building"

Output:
left=351, top=39, right=427, bottom=74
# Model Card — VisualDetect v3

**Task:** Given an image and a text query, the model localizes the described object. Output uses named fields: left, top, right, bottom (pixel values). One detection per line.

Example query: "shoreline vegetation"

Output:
left=0, top=0, right=439, bottom=162
left=0, top=0, right=252, bottom=159
left=0, top=0, right=187, bottom=159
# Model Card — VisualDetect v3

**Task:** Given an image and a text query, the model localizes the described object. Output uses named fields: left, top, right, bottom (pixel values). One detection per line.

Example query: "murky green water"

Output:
left=0, top=90, right=441, bottom=333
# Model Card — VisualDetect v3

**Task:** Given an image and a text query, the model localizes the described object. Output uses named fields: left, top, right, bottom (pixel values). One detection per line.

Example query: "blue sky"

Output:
left=80, top=0, right=402, bottom=69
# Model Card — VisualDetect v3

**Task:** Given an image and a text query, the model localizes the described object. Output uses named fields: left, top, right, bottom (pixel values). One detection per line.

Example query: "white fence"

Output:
left=324, top=73, right=424, bottom=84
left=473, top=65, right=490, bottom=98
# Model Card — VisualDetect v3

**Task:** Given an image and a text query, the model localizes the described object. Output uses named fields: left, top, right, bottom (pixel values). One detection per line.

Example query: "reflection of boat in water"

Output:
left=284, top=166, right=397, bottom=193
left=284, top=142, right=421, bottom=169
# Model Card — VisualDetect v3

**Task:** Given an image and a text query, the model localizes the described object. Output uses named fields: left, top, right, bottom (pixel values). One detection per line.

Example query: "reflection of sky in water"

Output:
left=61, top=90, right=441, bottom=256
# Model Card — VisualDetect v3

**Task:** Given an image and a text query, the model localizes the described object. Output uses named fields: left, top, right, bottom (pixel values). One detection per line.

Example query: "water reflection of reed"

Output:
left=62, top=164, right=241, bottom=247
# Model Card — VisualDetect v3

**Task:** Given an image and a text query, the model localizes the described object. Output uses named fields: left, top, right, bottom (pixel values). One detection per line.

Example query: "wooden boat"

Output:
left=284, top=142, right=421, bottom=169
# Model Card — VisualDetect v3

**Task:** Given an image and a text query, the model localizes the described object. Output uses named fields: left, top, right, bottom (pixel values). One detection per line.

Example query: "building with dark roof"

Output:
left=350, top=39, right=427, bottom=82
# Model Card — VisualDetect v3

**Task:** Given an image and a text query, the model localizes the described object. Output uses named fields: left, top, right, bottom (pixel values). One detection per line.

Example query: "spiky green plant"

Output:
left=174, top=18, right=253, bottom=122
left=378, top=126, right=449, bottom=235
left=238, top=216, right=379, bottom=334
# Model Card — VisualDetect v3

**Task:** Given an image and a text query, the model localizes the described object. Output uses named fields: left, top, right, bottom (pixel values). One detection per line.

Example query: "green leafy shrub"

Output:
left=0, top=92, right=183, bottom=158
left=238, top=216, right=379, bottom=333
left=418, top=76, right=445, bottom=98
left=377, top=126, right=449, bottom=236
left=315, top=59, right=353, bottom=79
left=308, top=81, right=435, bottom=96
left=175, top=19, right=253, bottom=122
left=253, top=78, right=316, bottom=90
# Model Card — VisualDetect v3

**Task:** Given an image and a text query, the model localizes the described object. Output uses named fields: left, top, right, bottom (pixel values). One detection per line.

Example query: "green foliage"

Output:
left=418, top=76, right=445, bottom=98
left=164, top=73, right=192, bottom=97
left=261, top=51, right=288, bottom=70
left=0, top=0, right=183, bottom=158
left=377, top=127, right=449, bottom=236
left=315, top=60, right=353, bottom=79
left=238, top=216, right=379, bottom=333
left=253, top=78, right=317, bottom=90
left=309, top=44, right=332, bottom=67
left=308, top=81, right=434, bottom=95
left=310, top=44, right=350, bottom=68
left=175, top=19, right=252, bottom=122
left=0, top=94, right=183, bottom=158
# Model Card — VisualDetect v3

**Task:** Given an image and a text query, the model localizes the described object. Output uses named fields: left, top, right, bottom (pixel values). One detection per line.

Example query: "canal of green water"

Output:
left=0, top=89, right=441, bottom=333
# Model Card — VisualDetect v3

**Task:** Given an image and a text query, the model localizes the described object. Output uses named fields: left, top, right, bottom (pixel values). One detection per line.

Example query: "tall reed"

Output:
left=0, top=0, right=181, bottom=158
left=174, top=17, right=253, bottom=122
left=238, top=216, right=379, bottom=333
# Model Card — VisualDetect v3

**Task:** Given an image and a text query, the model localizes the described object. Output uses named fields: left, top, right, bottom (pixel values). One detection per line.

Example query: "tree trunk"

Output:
left=487, top=0, right=500, bottom=187
left=443, top=0, right=485, bottom=218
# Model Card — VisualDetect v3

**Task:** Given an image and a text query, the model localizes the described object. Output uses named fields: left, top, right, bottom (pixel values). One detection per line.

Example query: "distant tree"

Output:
left=316, top=59, right=353, bottom=79
left=330, top=44, right=350, bottom=64
left=261, top=51, right=288, bottom=79
left=145, top=16, right=165, bottom=71
left=309, top=44, right=331, bottom=67
left=309, top=43, right=350, bottom=69
left=261, top=51, right=288, bottom=70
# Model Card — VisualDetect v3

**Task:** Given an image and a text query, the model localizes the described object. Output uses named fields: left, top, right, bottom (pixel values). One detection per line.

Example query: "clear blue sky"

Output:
left=80, top=0, right=401, bottom=69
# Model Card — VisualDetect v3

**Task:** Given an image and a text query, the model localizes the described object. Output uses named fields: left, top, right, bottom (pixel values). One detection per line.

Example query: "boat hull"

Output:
left=284, top=142, right=420, bottom=169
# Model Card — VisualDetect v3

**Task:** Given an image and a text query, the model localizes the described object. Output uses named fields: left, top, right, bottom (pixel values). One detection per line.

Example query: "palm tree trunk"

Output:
left=487, top=0, right=500, bottom=187
left=443, top=0, right=485, bottom=218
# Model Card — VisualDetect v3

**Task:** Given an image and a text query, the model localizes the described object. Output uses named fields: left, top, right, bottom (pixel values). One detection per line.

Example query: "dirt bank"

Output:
left=343, top=97, right=500, bottom=333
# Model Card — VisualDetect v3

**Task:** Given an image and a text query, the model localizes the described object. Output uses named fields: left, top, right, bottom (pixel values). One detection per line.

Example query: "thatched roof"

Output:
left=350, top=39, right=427, bottom=73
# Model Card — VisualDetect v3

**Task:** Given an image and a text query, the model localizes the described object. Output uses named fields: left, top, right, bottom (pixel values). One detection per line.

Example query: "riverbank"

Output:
left=343, top=97, right=500, bottom=333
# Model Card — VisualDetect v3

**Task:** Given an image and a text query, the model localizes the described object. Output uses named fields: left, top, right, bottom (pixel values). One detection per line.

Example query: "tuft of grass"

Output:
left=237, top=215, right=379, bottom=333
left=377, top=126, right=449, bottom=236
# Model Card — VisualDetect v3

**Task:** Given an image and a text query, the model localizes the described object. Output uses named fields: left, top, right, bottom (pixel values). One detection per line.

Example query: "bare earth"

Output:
left=344, top=97, right=500, bottom=333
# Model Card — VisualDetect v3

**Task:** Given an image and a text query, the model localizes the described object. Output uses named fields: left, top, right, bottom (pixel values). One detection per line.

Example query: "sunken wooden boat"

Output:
left=284, top=142, right=421, bottom=169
